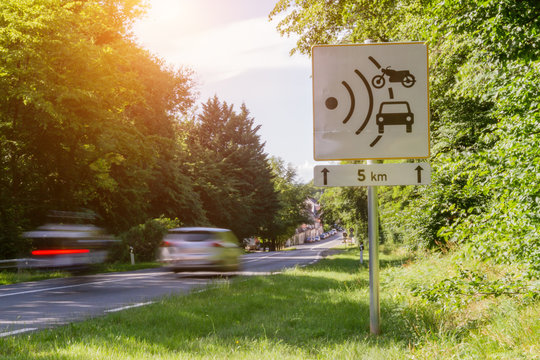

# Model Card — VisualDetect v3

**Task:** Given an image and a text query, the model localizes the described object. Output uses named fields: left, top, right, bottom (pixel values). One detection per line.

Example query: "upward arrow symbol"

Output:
left=321, top=168, right=330, bottom=185
left=415, top=166, right=424, bottom=183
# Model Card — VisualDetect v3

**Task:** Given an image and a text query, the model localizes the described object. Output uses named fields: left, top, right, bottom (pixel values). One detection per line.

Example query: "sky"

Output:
left=132, top=0, right=315, bottom=182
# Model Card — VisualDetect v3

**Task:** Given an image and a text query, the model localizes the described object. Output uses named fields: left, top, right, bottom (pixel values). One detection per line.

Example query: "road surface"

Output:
left=0, top=235, right=344, bottom=337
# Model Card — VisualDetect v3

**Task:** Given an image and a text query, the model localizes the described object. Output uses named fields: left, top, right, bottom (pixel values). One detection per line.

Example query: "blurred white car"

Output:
left=158, top=227, right=242, bottom=272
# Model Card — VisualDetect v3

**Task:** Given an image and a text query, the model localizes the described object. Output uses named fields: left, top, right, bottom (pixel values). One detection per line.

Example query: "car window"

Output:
left=381, top=103, right=408, bottom=113
left=168, top=232, right=221, bottom=242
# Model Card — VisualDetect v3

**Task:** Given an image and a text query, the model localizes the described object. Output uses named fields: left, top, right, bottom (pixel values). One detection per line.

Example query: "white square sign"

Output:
left=312, top=42, right=430, bottom=160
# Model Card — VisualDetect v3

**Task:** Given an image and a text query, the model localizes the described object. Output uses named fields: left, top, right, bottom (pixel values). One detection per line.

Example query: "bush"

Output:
left=111, top=217, right=181, bottom=263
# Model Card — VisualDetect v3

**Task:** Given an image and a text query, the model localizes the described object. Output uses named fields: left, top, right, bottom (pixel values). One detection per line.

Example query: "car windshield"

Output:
left=168, top=232, right=221, bottom=242
left=381, top=103, right=409, bottom=113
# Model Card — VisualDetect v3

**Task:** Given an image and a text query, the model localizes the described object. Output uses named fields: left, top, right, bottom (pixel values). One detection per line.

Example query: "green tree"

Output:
left=270, top=0, right=423, bottom=55
left=0, top=0, right=202, bottom=257
left=261, top=157, right=313, bottom=251
left=319, top=186, right=368, bottom=242
left=182, top=97, right=279, bottom=241
left=269, top=0, right=540, bottom=297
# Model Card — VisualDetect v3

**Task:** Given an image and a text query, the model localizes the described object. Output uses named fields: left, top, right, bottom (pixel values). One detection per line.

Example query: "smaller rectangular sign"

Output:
left=314, top=163, right=431, bottom=187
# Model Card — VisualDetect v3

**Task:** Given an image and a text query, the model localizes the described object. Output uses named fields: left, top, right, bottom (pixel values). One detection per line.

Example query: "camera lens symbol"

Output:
left=325, top=97, right=338, bottom=110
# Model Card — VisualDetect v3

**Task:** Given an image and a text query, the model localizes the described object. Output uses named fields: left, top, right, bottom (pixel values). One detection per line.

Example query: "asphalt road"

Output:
left=0, top=235, right=344, bottom=337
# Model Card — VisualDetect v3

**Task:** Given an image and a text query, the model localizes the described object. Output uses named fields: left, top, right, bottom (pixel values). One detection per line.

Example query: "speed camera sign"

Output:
left=312, top=42, right=430, bottom=160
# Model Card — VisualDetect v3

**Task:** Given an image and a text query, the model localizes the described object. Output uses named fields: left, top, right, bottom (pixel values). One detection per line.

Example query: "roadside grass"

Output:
left=1, top=248, right=538, bottom=359
left=91, top=262, right=161, bottom=274
left=0, top=270, right=70, bottom=285
left=0, top=262, right=160, bottom=285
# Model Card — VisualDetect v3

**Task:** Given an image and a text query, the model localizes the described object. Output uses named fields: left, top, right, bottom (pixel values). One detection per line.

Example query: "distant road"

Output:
left=0, top=235, right=344, bottom=337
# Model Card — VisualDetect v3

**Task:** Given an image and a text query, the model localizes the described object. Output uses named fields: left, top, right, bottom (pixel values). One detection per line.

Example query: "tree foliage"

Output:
left=261, top=157, right=313, bottom=250
left=0, top=0, right=284, bottom=258
left=319, top=186, right=368, bottom=240
left=181, top=97, right=279, bottom=241
left=271, top=0, right=540, bottom=298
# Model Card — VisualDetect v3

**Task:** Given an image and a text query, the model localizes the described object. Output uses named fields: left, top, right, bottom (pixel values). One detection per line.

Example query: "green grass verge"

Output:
left=0, top=248, right=538, bottom=359
left=0, top=270, right=70, bottom=285
left=0, top=262, right=160, bottom=285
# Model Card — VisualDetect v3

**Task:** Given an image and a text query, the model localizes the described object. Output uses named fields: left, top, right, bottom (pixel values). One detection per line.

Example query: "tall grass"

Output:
left=0, top=248, right=537, bottom=359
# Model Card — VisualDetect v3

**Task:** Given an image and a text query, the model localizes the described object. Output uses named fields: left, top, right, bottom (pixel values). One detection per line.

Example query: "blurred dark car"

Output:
left=157, top=227, right=242, bottom=272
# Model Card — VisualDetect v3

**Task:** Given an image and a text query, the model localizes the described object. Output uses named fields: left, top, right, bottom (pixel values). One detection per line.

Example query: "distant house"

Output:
left=287, top=198, right=323, bottom=247
left=305, top=197, right=321, bottom=218
left=305, top=197, right=322, bottom=230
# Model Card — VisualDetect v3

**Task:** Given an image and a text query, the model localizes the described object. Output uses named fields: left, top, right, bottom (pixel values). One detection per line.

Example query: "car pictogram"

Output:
left=376, top=101, right=414, bottom=133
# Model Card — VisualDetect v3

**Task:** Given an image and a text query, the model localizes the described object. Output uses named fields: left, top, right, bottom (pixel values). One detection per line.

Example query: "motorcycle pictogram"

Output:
left=371, top=66, right=416, bottom=89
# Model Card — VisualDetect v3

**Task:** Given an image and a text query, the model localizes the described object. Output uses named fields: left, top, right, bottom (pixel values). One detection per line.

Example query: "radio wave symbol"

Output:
left=353, top=70, right=373, bottom=135
left=325, top=70, right=373, bottom=133
left=324, top=70, right=375, bottom=143
left=325, top=81, right=355, bottom=124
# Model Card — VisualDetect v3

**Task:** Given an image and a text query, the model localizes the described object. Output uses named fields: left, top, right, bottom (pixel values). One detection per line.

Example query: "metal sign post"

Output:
left=367, top=161, right=380, bottom=335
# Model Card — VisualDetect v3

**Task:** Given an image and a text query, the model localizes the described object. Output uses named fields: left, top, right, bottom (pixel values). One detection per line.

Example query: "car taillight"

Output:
left=211, top=242, right=224, bottom=248
left=160, top=241, right=172, bottom=247
left=32, top=249, right=90, bottom=256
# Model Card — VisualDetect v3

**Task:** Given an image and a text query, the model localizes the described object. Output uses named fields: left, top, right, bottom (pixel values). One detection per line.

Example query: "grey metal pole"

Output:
left=363, top=38, right=380, bottom=336
left=367, top=159, right=380, bottom=335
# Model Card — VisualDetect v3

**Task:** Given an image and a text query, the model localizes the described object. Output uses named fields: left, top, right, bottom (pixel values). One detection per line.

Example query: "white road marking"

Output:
left=104, top=301, right=154, bottom=313
left=0, top=328, right=38, bottom=337
left=0, top=273, right=167, bottom=298
left=242, top=241, right=338, bottom=263
left=0, top=318, right=59, bottom=325
left=309, top=241, right=335, bottom=249
left=242, top=251, right=283, bottom=263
